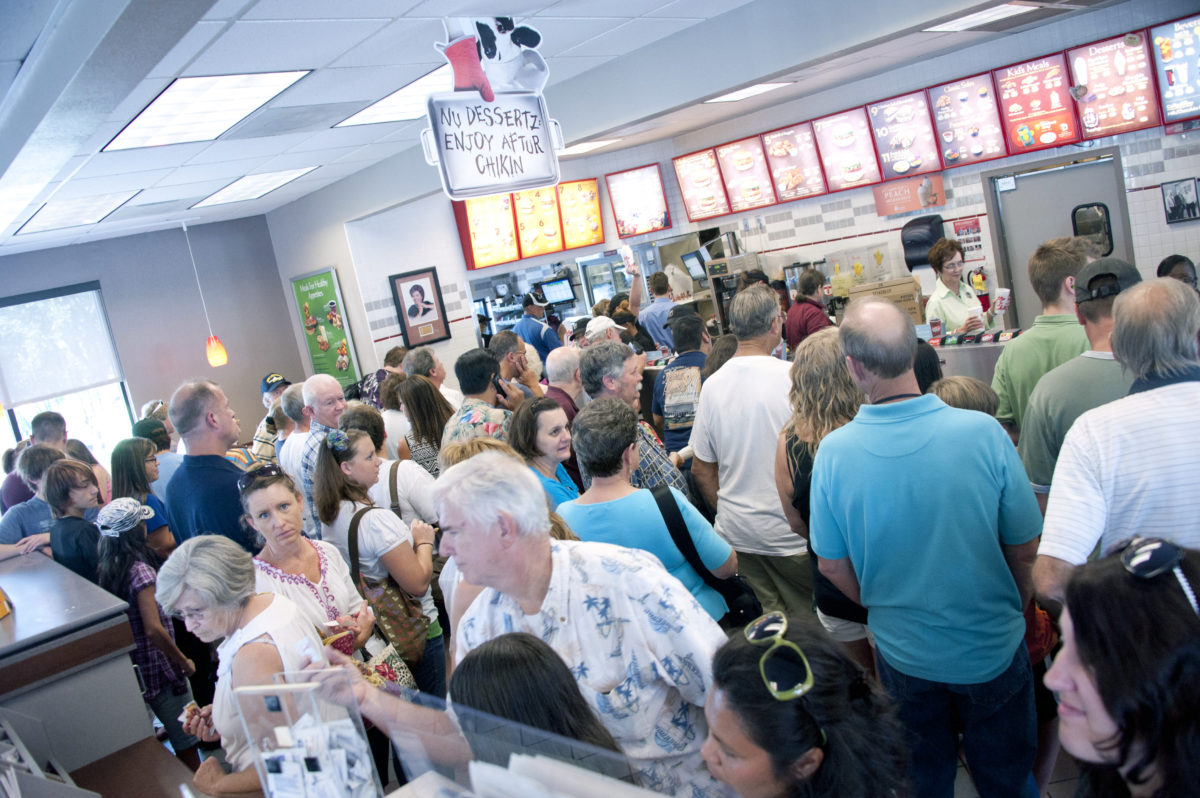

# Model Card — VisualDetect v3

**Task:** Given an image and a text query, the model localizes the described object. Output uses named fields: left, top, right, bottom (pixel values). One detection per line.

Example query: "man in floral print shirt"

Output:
left=441, top=349, right=520, bottom=448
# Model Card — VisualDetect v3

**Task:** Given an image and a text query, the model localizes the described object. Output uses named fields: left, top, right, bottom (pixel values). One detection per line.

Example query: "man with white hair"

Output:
left=297, top=374, right=348, bottom=539
left=543, top=347, right=585, bottom=488
left=435, top=452, right=726, bottom=797
left=1035, top=277, right=1200, bottom=605
left=402, top=346, right=463, bottom=410
left=277, top=384, right=310, bottom=483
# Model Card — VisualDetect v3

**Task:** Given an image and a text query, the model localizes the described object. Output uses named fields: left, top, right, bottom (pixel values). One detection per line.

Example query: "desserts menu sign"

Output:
left=672, top=149, right=732, bottom=221
left=812, top=108, right=882, bottom=191
left=557, top=179, right=604, bottom=249
left=993, top=54, right=1080, bottom=154
left=1068, top=35, right=1161, bottom=139
left=762, top=123, right=826, bottom=201
left=866, top=91, right=940, bottom=180
left=928, top=73, right=1005, bottom=167
left=605, top=164, right=671, bottom=238
left=1150, top=15, right=1200, bottom=123
left=513, top=187, right=564, bottom=258
left=716, top=136, right=778, bottom=212
left=463, top=194, right=518, bottom=269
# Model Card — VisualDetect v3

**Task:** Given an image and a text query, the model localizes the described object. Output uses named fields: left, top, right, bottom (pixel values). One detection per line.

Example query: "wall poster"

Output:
left=291, top=268, right=361, bottom=388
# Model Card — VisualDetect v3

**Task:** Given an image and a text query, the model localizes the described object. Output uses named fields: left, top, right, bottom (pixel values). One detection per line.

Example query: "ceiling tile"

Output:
left=642, top=0, right=756, bottom=17
left=327, top=18, right=449, bottom=69
left=201, top=0, right=255, bottom=21
left=284, top=123, right=408, bottom=152
left=272, top=65, right=435, bottom=106
left=74, top=143, right=211, bottom=178
left=402, top=1, right=554, bottom=17
left=104, top=199, right=198, bottom=222
left=47, top=169, right=176, bottom=200
left=183, top=133, right=313, bottom=164
left=557, top=16, right=695, bottom=57
left=242, top=0, right=425, bottom=19
left=225, top=102, right=367, bottom=139
left=126, top=180, right=234, bottom=204
left=153, top=156, right=273, bottom=187
left=539, top=0, right=668, bottom=17
left=518, top=17, right=617, bottom=58
left=544, top=54, right=611, bottom=84
left=259, top=148, right=357, bottom=171
left=182, top=19, right=392, bottom=75
left=147, top=21, right=227, bottom=79
left=333, top=141, right=414, bottom=164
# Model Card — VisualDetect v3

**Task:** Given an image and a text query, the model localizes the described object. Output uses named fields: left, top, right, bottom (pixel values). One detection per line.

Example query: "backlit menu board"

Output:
left=605, top=164, right=671, bottom=238
left=994, top=54, right=1080, bottom=154
left=1068, top=35, right=1160, bottom=139
left=762, top=123, right=826, bottom=200
left=715, top=136, right=777, bottom=211
left=928, top=73, right=1006, bottom=167
left=1151, top=15, right=1200, bottom=123
left=513, top=187, right=564, bottom=258
left=557, top=179, right=604, bottom=249
left=812, top=108, right=882, bottom=191
left=463, top=194, right=518, bottom=269
left=673, top=149, right=731, bottom=221
left=867, top=91, right=940, bottom=180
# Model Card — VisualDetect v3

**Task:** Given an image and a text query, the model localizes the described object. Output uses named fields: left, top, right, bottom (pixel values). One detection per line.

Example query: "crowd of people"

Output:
left=1, top=243, right=1198, bottom=798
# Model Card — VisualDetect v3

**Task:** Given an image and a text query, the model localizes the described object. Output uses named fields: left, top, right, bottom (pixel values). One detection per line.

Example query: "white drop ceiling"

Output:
left=0, top=0, right=1133, bottom=255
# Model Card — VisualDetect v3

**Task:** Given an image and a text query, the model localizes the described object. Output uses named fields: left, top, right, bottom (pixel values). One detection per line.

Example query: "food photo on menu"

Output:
left=762, top=123, right=827, bottom=200
left=994, top=54, right=1080, bottom=153
left=928, top=74, right=1006, bottom=167
left=715, top=136, right=778, bottom=211
left=866, top=91, right=940, bottom=179
left=465, top=194, right=518, bottom=268
left=812, top=108, right=882, bottom=191
left=514, top=188, right=564, bottom=258
left=1068, top=33, right=1161, bottom=139
left=672, top=149, right=731, bottom=220
left=605, top=165, right=670, bottom=237
left=557, top=179, right=603, bottom=249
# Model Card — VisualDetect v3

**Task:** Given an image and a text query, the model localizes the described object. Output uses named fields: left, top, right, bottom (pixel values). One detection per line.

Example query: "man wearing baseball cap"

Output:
left=250, top=372, right=291, bottom=463
left=512, top=290, right=562, bottom=366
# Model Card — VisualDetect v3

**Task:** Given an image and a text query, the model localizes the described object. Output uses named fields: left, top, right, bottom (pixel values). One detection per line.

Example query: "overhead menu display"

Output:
left=605, top=164, right=671, bottom=238
left=463, top=194, right=519, bottom=269
left=556, top=179, right=604, bottom=249
left=928, top=73, right=1006, bottom=167
left=672, top=150, right=732, bottom=221
left=513, top=187, right=564, bottom=258
left=811, top=108, right=882, bottom=191
left=1150, top=15, right=1200, bottom=123
left=1068, top=35, right=1161, bottom=139
left=866, top=91, right=940, bottom=180
left=715, top=136, right=778, bottom=211
left=762, top=123, right=826, bottom=201
left=994, top=54, right=1080, bottom=154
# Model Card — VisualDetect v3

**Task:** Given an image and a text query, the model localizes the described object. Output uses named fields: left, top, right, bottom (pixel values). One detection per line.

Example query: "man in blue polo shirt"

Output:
left=810, top=296, right=1042, bottom=798
left=638, top=271, right=678, bottom=351
left=512, top=291, right=561, bottom=366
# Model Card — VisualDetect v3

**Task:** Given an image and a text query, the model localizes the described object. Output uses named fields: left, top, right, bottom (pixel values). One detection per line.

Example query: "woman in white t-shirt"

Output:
left=313, top=429, right=445, bottom=697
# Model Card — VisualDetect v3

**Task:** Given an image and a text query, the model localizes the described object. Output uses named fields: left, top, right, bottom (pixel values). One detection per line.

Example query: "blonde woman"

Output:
left=772, top=328, right=873, bottom=673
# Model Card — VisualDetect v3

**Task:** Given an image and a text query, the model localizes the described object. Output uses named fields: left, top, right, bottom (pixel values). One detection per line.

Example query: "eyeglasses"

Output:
left=173, top=607, right=208, bottom=622
left=144, top=456, right=158, bottom=464
left=744, top=611, right=815, bottom=701
left=236, top=462, right=283, bottom=493
left=1113, top=536, right=1200, bottom=617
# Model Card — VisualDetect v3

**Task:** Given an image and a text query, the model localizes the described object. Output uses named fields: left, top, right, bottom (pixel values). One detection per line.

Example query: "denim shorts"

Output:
left=146, top=681, right=201, bottom=752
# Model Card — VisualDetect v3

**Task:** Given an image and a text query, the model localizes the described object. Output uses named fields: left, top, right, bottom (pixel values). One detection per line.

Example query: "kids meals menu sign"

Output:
left=993, top=54, right=1080, bottom=154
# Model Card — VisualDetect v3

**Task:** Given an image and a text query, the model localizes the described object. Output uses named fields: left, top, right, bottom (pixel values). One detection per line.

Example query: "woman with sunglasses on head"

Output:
left=702, top=612, right=909, bottom=798
left=110, top=437, right=176, bottom=558
left=1044, top=538, right=1200, bottom=798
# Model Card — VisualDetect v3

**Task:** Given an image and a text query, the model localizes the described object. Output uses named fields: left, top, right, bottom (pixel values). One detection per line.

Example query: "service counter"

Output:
left=935, top=340, right=1007, bottom=384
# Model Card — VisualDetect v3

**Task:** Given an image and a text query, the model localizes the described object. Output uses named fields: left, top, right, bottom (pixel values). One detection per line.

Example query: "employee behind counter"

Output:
left=923, top=238, right=994, bottom=336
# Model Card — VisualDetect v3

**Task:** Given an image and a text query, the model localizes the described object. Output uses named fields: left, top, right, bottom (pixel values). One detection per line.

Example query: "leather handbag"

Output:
left=347, top=507, right=429, bottom=665
left=649, top=483, right=762, bottom=631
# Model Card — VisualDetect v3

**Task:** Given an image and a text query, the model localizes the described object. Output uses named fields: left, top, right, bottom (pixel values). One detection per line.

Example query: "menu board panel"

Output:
left=866, top=91, right=941, bottom=180
left=605, top=164, right=671, bottom=238
left=1151, top=15, right=1200, bottom=123
left=1068, top=34, right=1161, bottom=139
left=762, top=123, right=827, bottom=200
left=672, top=149, right=732, bottom=220
left=715, top=136, right=778, bottom=211
left=463, top=194, right=519, bottom=269
left=513, top=187, right=564, bottom=259
left=993, top=54, right=1080, bottom=154
left=811, top=108, right=882, bottom=191
left=556, top=179, right=604, bottom=249
left=928, top=73, right=1006, bottom=167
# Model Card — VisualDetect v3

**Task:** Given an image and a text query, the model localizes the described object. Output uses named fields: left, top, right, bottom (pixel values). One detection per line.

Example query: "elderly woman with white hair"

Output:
left=158, top=535, right=322, bottom=796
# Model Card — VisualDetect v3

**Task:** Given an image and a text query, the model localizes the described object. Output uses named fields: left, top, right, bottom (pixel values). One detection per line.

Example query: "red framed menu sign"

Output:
left=811, top=108, right=882, bottom=192
left=928, top=73, right=1006, bottom=168
left=1068, top=34, right=1161, bottom=139
left=557, top=179, right=604, bottom=249
left=605, top=164, right=671, bottom=238
left=715, top=136, right=777, bottom=212
left=762, top=123, right=826, bottom=201
left=456, top=194, right=519, bottom=270
left=866, top=91, right=940, bottom=180
left=1150, top=15, right=1200, bottom=123
left=673, top=149, right=732, bottom=221
left=513, top=187, right=564, bottom=259
left=993, top=54, right=1080, bottom=154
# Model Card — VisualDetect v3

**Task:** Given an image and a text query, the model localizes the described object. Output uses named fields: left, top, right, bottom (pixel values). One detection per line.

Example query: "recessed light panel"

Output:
left=337, top=65, right=453, bottom=126
left=923, top=4, right=1037, bottom=32
left=705, top=83, right=791, bottom=103
left=558, top=139, right=622, bottom=157
left=105, top=71, right=310, bottom=151
left=17, top=191, right=139, bottom=234
left=192, top=167, right=318, bottom=208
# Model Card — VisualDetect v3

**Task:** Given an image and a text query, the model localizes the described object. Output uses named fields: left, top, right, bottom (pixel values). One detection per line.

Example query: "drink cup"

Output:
left=994, top=288, right=1011, bottom=314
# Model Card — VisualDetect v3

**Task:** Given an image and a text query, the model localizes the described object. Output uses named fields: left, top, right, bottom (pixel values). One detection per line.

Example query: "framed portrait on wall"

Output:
left=389, top=268, right=451, bottom=346
left=1162, top=178, right=1199, bottom=224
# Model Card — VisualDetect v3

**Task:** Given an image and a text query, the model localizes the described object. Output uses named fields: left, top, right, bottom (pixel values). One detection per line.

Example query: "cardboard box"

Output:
left=846, top=276, right=925, bottom=323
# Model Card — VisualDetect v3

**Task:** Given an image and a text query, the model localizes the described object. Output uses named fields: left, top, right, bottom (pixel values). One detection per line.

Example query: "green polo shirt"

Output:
left=924, top=278, right=983, bottom=333
left=991, top=314, right=1088, bottom=429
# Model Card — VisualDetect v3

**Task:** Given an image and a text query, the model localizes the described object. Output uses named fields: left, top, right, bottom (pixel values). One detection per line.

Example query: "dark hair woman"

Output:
left=111, top=436, right=176, bottom=558
left=398, top=375, right=455, bottom=477
left=508, top=397, right=578, bottom=509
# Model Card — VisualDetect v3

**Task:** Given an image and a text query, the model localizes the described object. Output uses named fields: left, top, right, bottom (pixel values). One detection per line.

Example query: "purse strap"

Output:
left=649, top=483, right=725, bottom=593
left=389, top=460, right=401, bottom=515
left=346, top=506, right=375, bottom=587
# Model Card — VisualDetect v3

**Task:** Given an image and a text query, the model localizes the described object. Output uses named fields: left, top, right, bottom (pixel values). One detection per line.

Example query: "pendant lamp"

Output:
left=182, top=222, right=228, bottom=367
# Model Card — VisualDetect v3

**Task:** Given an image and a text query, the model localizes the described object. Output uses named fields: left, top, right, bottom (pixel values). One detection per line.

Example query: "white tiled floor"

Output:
left=953, top=750, right=1080, bottom=798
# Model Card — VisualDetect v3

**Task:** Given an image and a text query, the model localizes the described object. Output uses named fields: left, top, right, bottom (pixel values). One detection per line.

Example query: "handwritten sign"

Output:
left=422, top=92, right=561, bottom=199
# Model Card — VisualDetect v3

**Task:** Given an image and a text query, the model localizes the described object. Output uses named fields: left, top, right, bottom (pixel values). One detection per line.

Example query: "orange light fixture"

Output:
left=182, top=221, right=228, bottom=367
left=206, top=335, right=228, bottom=367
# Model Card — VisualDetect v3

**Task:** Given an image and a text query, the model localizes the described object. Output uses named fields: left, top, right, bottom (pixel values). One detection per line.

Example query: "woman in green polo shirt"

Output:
left=924, top=238, right=993, bottom=335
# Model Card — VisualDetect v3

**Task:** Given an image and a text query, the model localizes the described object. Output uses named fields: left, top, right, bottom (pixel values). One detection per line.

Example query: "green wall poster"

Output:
left=290, top=267, right=361, bottom=388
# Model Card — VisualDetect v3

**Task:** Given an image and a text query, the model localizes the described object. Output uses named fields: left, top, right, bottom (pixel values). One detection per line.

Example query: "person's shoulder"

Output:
left=562, top=538, right=664, bottom=573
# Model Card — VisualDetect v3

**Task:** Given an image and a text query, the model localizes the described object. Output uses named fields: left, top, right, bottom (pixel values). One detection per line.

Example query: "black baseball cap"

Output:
left=523, top=291, right=549, bottom=308
left=1075, top=257, right=1142, bottom=303
left=664, top=304, right=698, bottom=327
left=260, top=372, right=291, bottom=394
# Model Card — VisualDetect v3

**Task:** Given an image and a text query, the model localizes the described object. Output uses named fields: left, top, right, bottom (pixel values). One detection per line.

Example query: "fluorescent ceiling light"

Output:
left=105, top=71, right=309, bottom=151
left=17, top=191, right=138, bottom=234
left=559, top=139, right=621, bottom=156
left=192, top=167, right=317, bottom=208
left=338, top=66, right=454, bottom=126
left=705, top=82, right=791, bottom=103
left=923, top=3, right=1037, bottom=32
